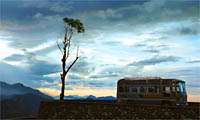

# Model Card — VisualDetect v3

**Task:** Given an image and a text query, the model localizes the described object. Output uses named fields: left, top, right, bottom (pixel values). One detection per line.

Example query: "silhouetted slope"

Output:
left=0, top=81, right=54, bottom=119
left=0, top=93, right=51, bottom=119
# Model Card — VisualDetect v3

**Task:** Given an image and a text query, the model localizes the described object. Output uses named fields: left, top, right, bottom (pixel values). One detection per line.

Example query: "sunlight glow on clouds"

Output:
left=38, top=86, right=116, bottom=97
left=27, top=40, right=56, bottom=53
left=0, top=40, right=23, bottom=60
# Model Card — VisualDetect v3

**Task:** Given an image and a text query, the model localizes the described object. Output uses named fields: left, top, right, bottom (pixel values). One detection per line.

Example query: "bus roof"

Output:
left=123, top=77, right=162, bottom=80
left=118, top=77, right=185, bottom=85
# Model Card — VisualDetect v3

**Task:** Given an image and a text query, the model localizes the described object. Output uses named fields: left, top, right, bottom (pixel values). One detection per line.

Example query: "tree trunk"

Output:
left=60, top=61, right=66, bottom=101
left=59, top=56, right=79, bottom=101
left=60, top=77, right=65, bottom=100
left=60, top=43, right=67, bottom=101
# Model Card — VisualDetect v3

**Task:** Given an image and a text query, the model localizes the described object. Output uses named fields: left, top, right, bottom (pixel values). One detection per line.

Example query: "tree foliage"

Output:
left=63, top=18, right=85, bottom=33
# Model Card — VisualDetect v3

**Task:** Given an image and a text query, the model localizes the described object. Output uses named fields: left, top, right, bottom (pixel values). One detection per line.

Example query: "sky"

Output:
left=0, top=0, right=199, bottom=102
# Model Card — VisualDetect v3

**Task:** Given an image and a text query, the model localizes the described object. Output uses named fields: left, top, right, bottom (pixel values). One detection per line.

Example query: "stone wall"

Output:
left=38, top=100, right=199, bottom=119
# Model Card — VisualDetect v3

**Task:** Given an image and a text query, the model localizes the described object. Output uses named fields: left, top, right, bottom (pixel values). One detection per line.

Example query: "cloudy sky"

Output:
left=0, top=0, right=199, bottom=101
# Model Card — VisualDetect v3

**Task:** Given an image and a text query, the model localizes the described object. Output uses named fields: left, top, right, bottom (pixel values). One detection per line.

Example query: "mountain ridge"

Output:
left=54, top=95, right=116, bottom=100
left=0, top=81, right=53, bottom=100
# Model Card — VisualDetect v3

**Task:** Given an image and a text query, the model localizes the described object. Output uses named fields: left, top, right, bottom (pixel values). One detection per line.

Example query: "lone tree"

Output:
left=57, top=17, right=85, bottom=100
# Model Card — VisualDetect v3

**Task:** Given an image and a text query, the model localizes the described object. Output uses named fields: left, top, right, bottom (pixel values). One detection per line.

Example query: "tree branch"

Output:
left=65, top=56, right=79, bottom=74
left=68, top=29, right=73, bottom=41
left=65, top=46, right=79, bottom=74
left=76, top=46, right=79, bottom=58
left=56, top=41, right=63, bottom=55
left=64, top=27, right=68, bottom=44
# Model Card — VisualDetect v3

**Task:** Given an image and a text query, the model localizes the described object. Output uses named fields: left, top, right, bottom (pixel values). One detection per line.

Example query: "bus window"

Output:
left=165, top=87, right=170, bottom=93
left=172, top=86, right=176, bottom=92
left=119, top=87, right=124, bottom=92
left=148, top=87, right=154, bottom=93
left=132, top=87, right=137, bottom=93
left=155, top=86, right=158, bottom=93
left=163, top=86, right=165, bottom=92
left=125, top=86, right=129, bottom=92
left=140, top=87, right=146, bottom=93
left=148, top=86, right=159, bottom=93
left=158, top=87, right=161, bottom=93
left=178, top=82, right=184, bottom=93
left=176, top=86, right=180, bottom=93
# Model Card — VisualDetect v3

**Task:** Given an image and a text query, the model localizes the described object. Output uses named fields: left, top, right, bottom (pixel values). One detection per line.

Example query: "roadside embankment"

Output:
left=38, top=100, right=199, bottom=119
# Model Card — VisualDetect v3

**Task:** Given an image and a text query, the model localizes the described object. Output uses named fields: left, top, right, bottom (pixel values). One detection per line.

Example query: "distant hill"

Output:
left=64, top=95, right=88, bottom=100
left=0, top=81, right=54, bottom=119
left=54, top=95, right=116, bottom=100
left=86, top=95, right=116, bottom=100
left=95, top=96, right=116, bottom=100
left=86, top=95, right=97, bottom=100
left=54, top=95, right=87, bottom=100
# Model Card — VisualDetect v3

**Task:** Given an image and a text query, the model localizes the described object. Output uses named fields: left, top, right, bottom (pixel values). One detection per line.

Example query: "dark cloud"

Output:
left=188, top=60, right=200, bottom=63
left=70, top=57, right=95, bottom=75
left=88, top=80, right=116, bottom=88
left=143, top=49, right=160, bottom=53
left=134, top=43, right=147, bottom=48
left=103, top=41, right=121, bottom=46
left=1, top=0, right=199, bottom=52
left=64, top=67, right=119, bottom=88
left=23, top=49, right=35, bottom=60
left=89, top=74, right=118, bottom=79
left=66, top=78, right=116, bottom=88
left=90, top=0, right=199, bottom=27
left=166, top=67, right=200, bottom=77
left=0, top=50, right=98, bottom=89
left=0, top=62, right=40, bottom=88
left=157, top=22, right=199, bottom=38
left=4, top=54, right=24, bottom=61
left=180, top=27, right=198, bottom=35
left=142, top=45, right=169, bottom=53
left=128, top=56, right=180, bottom=67
left=67, top=74, right=83, bottom=80
left=133, top=39, right=169, bottom=54
left=87, top=65, right=135, bottom=83
left=3, top=52, right=61, bottom=76
left=29, top=59, right=60, bottom=76
left=0, top=54, right=61, bottom=88
left=160, top=67, right=200, bottom=85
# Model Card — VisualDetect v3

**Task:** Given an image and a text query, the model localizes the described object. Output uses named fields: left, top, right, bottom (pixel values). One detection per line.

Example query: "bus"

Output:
left=117, top=77, right=187, bottom=105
